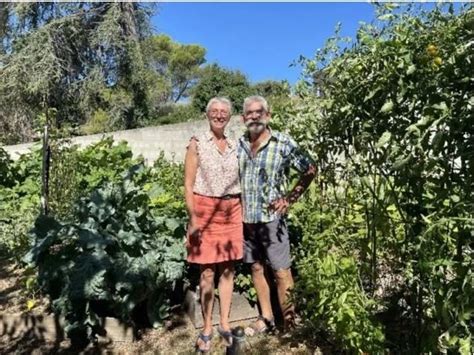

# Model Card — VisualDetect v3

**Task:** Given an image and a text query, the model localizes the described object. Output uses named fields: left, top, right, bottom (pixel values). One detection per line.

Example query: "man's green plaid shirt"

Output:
left=238, top=130, right=314, bottom=224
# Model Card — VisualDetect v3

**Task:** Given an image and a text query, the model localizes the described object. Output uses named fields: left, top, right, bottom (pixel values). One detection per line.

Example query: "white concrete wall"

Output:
left=3, top=116, right=245, bottom=164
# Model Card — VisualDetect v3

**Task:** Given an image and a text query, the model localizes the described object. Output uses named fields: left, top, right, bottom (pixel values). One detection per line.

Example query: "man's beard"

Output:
left=245, top=118, right=268, bottom=134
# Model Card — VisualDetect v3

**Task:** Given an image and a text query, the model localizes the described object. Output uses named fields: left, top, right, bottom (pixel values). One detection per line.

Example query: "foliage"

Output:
left=252, top=80, right=290, bottom=99
left=147, top=152, right=186, bottom=219
left=73, top=138, right=139, bottom=194
left=191, top=63, right=252, bottom=113
left=233, top=265, right=257, bottom=305
left=0, top=3, right=154, bottom=143
left=147, top=104, right=203, bottom=126
left=142, top=34, right=206, bottom=105
left=0, top=137, right=141, bottom=259
left=0, top=146, right=41, bottom=259
left=48, top=137, right=140, bottom=220
left=24, top=163, right=187, bottom=345
left=80, top=109, right=112, bottom=136
left=274, top=4, right=473, bottom=353
left=251, top=80, right=292, bottom=118
left=291, top=184, right=386, bottom=352
left=2, top=138, right=188, bottom=345
left=0, top=147, right=17, bottom=188
left=250, top=80, right=292, bottom=113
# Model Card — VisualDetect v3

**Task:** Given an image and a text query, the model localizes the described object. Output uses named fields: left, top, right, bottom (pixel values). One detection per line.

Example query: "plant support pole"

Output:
left=41, top=124, right=51, bottom=215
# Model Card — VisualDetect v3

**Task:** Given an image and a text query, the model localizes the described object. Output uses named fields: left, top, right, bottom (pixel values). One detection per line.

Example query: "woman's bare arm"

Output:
left=184, top=138, right=199, bottom=235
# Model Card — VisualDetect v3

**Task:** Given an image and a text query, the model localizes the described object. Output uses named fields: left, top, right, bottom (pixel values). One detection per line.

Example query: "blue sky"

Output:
left=152, top=3, right=377, bottom=84
left=152, top=3, right=442, bottom=85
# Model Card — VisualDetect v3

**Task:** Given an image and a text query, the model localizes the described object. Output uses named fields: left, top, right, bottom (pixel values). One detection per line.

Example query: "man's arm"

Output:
left=269, top=164, right=317, bottom=215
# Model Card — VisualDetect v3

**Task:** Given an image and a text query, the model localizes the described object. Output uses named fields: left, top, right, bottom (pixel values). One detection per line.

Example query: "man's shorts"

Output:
left=243, top=218, right=291, bottom=271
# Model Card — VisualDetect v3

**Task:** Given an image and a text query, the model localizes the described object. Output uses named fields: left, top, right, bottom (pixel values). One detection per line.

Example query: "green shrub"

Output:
left=25, top=164, right=186, bottom=345
left=274, top=4, right=473, bottom=353
left=191, top=63, right=252, bottom=113
left=291, top=183, right=386, bottom=353
left=298, top=252, right=385, bottom=353
left=47, top=138, right=141, bottom=220
left=80, top=109, right=111, bottom=135
left=0, top=147, right=41, bottom=259
left=0, top=148, right=17, bottom=188
left=149, top=104, right=203, bottom=126
left=0, top=187, right=39, bottom=259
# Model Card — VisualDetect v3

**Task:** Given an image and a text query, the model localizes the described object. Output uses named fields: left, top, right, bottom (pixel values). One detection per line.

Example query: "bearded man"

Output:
left=238, top=95, right=317, bottom=334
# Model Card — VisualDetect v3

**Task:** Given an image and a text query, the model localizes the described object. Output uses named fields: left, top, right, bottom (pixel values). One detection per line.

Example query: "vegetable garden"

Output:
left=1, top=4, right=472, bottom=354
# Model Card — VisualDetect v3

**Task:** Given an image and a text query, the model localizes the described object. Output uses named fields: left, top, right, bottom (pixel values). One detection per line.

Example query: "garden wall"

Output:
left=3, top=116, right=245, bottom=164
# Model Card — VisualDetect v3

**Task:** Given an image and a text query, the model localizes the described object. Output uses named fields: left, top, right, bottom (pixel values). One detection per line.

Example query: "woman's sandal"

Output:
left=217, top=326, right=233, bottom=347
left=244, top=315, right=275, bottom=337
left=195, top=332, right=213, bottom=353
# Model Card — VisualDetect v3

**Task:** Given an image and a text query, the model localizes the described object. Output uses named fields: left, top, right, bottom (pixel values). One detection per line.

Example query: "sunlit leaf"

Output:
left=380, top=100, right=394, bottom=113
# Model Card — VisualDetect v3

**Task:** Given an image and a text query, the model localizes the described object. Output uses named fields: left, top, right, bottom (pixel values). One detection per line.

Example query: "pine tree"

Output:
left=0, top=3, right=154, bottom=143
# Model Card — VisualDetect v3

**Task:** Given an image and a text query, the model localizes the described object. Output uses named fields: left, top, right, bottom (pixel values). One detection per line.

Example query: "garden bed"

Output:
left=0, top=258, right=328, bottom=354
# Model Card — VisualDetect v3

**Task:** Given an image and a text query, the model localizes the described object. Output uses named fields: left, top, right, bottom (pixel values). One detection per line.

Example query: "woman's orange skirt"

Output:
left=186, top=194, right=243, bottom=264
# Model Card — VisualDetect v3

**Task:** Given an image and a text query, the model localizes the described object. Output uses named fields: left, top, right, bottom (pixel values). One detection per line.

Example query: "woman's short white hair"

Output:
left=206, top=97, right=232, bottom=115
left=243, top=95, right=269, bottom=114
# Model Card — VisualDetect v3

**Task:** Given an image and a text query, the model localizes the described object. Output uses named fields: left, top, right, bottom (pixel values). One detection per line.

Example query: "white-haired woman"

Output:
left=184, top=97, right=243, bottom=353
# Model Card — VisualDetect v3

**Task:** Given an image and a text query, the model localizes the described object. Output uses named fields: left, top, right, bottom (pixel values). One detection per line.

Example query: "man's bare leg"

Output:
left=250, top=261, right=274, bottom=331
left=274, top=268, right=295, bottom=331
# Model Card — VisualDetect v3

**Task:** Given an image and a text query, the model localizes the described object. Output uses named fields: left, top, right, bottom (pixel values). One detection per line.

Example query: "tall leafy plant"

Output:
left=274, top=4, right=473, bottom=353
left=25, top=164, right=186, bottom=345
left=0, top=147, right=41, bottom=259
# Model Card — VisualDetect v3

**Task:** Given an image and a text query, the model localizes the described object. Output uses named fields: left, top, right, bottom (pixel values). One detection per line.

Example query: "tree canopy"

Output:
left=191, top=63, right=252, bottom=113
left=0, top=3, right=296, bottom=142
left=142, top=34, right=206, bottom=108
left=0, top=3, right=154, bottom=143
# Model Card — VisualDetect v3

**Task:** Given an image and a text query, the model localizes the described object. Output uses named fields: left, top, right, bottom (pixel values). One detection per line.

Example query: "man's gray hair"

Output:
left=206, top=97, right=232, bottom=115
left=243, top=95, right=269, bottom=114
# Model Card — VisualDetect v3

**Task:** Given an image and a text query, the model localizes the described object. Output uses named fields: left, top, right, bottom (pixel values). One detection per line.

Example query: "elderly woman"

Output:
left=184, top=97, right=242, bottom=353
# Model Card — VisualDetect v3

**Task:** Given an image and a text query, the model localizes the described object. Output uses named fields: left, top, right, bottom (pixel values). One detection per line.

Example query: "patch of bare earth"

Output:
left=0, top=257, right=49, bottom=314
left=0, top=257, right=26, bottom=313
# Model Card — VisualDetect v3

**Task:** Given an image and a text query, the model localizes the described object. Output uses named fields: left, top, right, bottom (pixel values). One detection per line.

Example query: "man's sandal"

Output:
left=217, top=326, right=233, bottom=347
left=195, top=332, right=213, bottom=353
left=244, top=315, right=275, bottom=337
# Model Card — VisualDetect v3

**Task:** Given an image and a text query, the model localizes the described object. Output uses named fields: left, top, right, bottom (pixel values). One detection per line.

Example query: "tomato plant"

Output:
left=274, top=4, right=473, bottom=353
